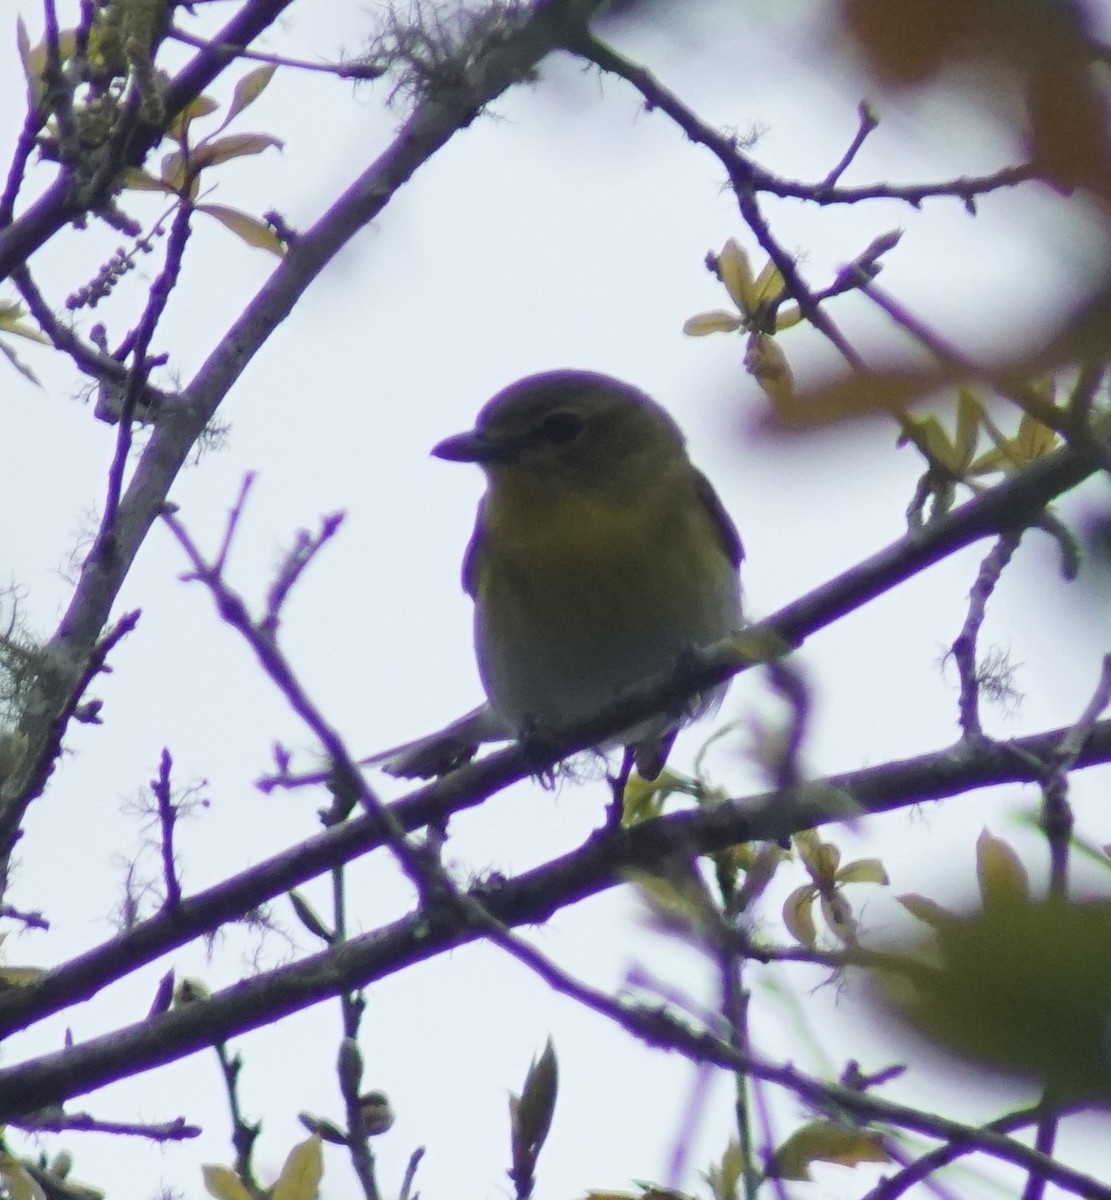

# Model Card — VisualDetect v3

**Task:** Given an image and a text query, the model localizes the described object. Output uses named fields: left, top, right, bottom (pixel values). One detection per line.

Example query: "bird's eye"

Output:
left=538, top=410, right=584, bottom=444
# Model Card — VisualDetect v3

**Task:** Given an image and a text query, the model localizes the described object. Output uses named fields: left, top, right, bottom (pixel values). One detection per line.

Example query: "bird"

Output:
left=372, top=369, right=744, bottom=783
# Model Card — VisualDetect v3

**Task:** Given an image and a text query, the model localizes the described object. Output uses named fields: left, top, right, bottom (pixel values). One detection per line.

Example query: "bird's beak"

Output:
left=431, top=428, right=485, bottom=462
left=432, top=428, right=513, bottom=464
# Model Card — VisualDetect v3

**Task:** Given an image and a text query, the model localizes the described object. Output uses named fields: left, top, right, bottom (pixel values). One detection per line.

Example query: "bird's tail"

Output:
left=365, top=704, right=512, bottom=778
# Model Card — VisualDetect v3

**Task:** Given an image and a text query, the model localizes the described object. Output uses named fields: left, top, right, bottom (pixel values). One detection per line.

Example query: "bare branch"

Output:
left=15, top=1108, right=200, bottom=1141
left=948, top=532, right=1023, bottom=738
left=818, top=101, right=880, bottom=189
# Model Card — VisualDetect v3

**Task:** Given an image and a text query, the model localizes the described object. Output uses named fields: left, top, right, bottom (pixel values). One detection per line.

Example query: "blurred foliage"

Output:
left=870, top=831, right=1111, bottom=1103
left=842, top=0, right=1111, bottom=201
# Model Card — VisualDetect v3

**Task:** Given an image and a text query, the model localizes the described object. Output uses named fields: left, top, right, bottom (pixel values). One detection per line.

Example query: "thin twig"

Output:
left=1023, top=1104, right=1060, bottom=1200
left=949, top=532, right=1022, bottom=737
left=1057, top=655, right=1111, bottom=770
left=95, top=201, right=193, bottom=569
left=331, top=868, right=379, bottom=1200
left=571, top=30, right=866, bottom=372
left=863, top=1105, right=1043, bottom=1199
left=150, top=748, right=183, bottom=911
left=0, top=442, right=1105, bottom=1042
left=0, top=108, right=47, bottom=229
left=213, top=1041, right=262, bottom=1199
left=162, top=507, right=439, bottom=905
left=1020, top=661, right=1111, bottom=1200
left=399, top=1147, right=425, bottom=1200
left=806, top=164, right=1039, bottom=211
left=818, top=101, right=879, bottom=189
left=13, top=266, right=136, bottom=394
left=0, top=905, right=49, bottom=931
left=168, top=24, right=386, bottom=79
left=0, top=611, right=140, bottom=864
left=720, top=930, right=761, bottom=1197
left=15, top=1109, right=200, bottom=1140
left=262, top=513, right=345, bottom=637
left=856, top=277, right=1071, bottom=437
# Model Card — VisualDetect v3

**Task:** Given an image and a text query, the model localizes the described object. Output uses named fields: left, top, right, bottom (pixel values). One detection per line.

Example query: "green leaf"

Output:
left=16, top=16, right=31, bottom=73
left=159, top=148, right=189, bottom=191
left=871, top=900, right=1111, bottom=1101
left=1013, top=411, right=1058, bottom=461
left=511, top=1038, right=558, bottom=1172
left=16, top=17, right=35, bottom=106
left=836, top=857, right=889, bottom=886
left=820, top=889, right=857, bottom=944
left=733, top=842, right=788, bottom=909
left=0, top=302, right=47, bottom=343
left=682, top=311, right=742, bottom=336
left=904, top=413, right=957, bottom=472
left=196, top=204, right=286, bottom=255
left=192, top=132, right=284, bottom=169
left=167, top=94, right=220, bottom=145
left=769, top=1120, right=890, bottom=1180
left=288, top=890, right=334, bottom=942
left=792, top=828, right=822, bottom=873
left=703, top=1138, right=742, bottom=1200
left=751, top=258, right=788, bottom=306
left=953, top=388, right=984, bottom=472
left=898, top=892, right=957, bottom=928
left=621, top=768, right=672, bottom=825
left=201, top=1165, right=253, bottom=1200
left=121, top=167, right=176, bottom=193
left=976, top=828, right=1030, bottom=907
left=717, top=238, right=755, bottom=311
left=966, top=409, right=1057, bottom=476
left=745, top=331, right=794, bottom=405
left=0, top=339, right=41, bottom=387
left=782, top=883, right=818, bottom=947
left=22, top=27, right=78, bottom=102
left=271, top=1135, right=323, bottom=1200
left=629, top=864, right=717, bottom=943
left=0, top=1157, right=46, bottom=1200
left=224, top=64, right=278, bottom=126
left=774, top=303, right=803, bottom=330
left=814, top=840, right=841, bottom=879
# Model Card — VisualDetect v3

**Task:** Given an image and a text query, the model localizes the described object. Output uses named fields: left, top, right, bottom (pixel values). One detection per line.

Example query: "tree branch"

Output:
left=0, top=0, right=300, bottom=282
left=0, top=0, right=609, bottom=866
left=0, top=703, right=1108, bottom=1070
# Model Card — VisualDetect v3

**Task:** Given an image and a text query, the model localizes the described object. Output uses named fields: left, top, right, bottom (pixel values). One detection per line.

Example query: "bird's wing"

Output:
left=693, top=468, right=744, bottom=568
left=460, top=498, right=487, bottom=598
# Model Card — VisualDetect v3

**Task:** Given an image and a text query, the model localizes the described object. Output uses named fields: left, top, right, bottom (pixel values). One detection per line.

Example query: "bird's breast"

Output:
left=472, top=475, right=740, bottom=728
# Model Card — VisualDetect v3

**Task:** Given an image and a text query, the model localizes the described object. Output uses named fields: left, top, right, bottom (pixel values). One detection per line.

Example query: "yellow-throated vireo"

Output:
left=374, top=369, right=744, bottom=780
